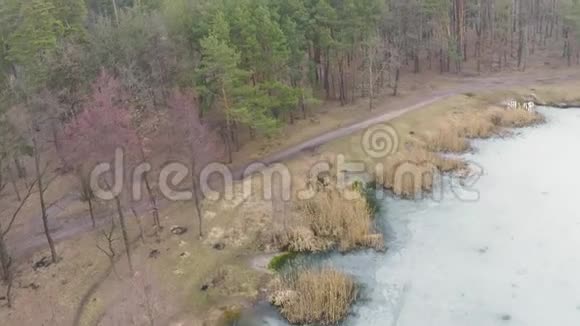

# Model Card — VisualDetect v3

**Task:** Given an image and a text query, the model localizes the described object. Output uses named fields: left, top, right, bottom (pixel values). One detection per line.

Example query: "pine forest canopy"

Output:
left=0, top=0, right=578, bottom=160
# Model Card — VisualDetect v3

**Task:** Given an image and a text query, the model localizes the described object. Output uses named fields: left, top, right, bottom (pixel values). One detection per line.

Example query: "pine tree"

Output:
left=7, top=0, right=63, bottom=89
left=305, top=0, right=337, bottom=98
left=273, top=0, right=309, bottom=85
left=198, top=31, right=248, bottom=162
left=50, top=0, right=88, bottom=37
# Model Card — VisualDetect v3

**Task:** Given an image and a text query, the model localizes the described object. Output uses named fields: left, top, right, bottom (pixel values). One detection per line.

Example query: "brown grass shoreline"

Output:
left=374, top=105, right=545, bottom=199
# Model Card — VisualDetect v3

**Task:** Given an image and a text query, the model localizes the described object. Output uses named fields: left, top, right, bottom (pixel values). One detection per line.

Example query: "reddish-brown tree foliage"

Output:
left=63, top=71, right=139, bottom=165
left=164, top=88, right=225, bottom=237
left=165, top=88, right=225, bottom=167
left=62, top=70, right=139, bottom=272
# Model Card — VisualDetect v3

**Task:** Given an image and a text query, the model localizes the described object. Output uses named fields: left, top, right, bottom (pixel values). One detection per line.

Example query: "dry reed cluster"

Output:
left=424, top=123, right=471, bottom=153
left=282, top=189, right=384, bottom=252
left=457, top=106, right=545, bottom=137
left=376, top=148, right=466, bottom=198
left=257, top=185, right=385, bottom=253
left=269, top=268, right=357, bottom=325
left=486, top=106, right=545, bottom=128
left=423, top=107, right=544, bottom=152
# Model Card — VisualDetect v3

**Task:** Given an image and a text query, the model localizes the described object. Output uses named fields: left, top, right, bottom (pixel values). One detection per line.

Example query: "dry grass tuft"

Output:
left=283, top=227, right=334, bottom=253
left=287, top=189, right=384, bottom=252
left=457, top=112, right=498, bottom=138
left=486, top=107, right=545, bottom=128
left=424, top=125, right=471, bottom=153
left=270, top=268, right=357, bottom=325
left=376, top=148, right=467, bottom=198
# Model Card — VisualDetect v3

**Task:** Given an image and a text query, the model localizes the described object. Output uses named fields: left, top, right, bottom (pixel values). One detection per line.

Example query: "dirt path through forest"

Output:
left=233, top=71, right=580, bottom=176
left=10, top=71, right=580, bottom=260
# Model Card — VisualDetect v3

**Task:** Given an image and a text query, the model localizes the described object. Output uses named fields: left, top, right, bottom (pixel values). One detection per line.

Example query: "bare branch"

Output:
left=96, top=223, right=120, bottom=279
left=2, top=178, right=39, bottom=237
left=40, top=168, right=59, bottom=195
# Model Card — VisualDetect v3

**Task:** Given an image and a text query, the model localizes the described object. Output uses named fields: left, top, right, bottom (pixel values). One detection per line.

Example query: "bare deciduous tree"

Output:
left=96, top=221, right=120, bottom=279
left=31, top=131, right=58, bottom=263
left=62, top=71, right=140, bottom=273
left=165, top=89, right=225, bottom=239
left=0, top=178, right=39, bottom=306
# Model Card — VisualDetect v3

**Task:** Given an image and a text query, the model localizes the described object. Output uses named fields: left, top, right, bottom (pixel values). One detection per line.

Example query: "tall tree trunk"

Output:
left=338, top=56, right=346, bottom=105
left=476, top=0, right=483, bottom=73
left=414, top=51, right=420, bottom=73
left=87, top=195, right=96, bottom=228
left=0, top=231, right=12, bottom=308
left=114, top=195, right=133, bottom=273
left=143, top=172, right=160, bottom=231
left=79, top=172, right=96, bottom=228
left=517, top=0, right=528, bottom=71
left=0, top=228, right=10, bottom=282
left=111, top=0, right=119, bottom=24
left=33, top=136, right=57, bottom=263
left=301, top=91, right=307, bottom=119
left=191, top=161, right=203, bottom=239
left=221, top=86, right=234, bottom=164
left=440, top=48, right=445, bottom=73
left=8, top=165, right=21, bottom=201
left=549, top=0, right=556, bottom=38
left=393, top=67, right=400, bottom=96
left=5, top=264, right=12, bottom=308
left=349, top=53, right=356, bottom=103
left=222, top=127, right=233, bottom=164
left=452, top=0, right=465, bottom=72
left=369, top=47, right=374, bottom=111
left=13, top=156, right=25, bottom=179
left=51, top=121, right=68, bottom=170
left=324, top=49, right=331, bottom=100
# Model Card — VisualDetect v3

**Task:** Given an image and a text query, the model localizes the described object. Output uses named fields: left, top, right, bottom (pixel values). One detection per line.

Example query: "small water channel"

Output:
left=242, top=107, right=580, bottom=326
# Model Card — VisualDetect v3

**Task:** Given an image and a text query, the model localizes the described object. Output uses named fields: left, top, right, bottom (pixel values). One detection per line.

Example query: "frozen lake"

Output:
left=247, top=107, right=580, bottom=326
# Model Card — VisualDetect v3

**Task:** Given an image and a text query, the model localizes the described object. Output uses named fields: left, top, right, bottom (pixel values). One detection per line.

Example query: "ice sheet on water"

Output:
left=251, top=107, right=580, bottom=326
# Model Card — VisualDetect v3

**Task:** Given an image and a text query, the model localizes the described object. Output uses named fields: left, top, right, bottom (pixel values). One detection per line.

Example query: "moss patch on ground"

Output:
left=268, top=252, right=300, bottom=272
